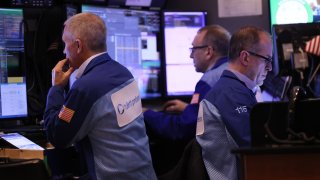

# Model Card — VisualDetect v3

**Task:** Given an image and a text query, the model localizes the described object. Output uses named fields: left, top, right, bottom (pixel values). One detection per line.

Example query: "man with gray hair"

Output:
left=44, top=12, right=156, bottom=179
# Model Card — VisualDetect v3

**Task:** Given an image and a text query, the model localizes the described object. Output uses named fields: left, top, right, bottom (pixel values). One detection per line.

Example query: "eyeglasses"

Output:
left=189, top=45, right=209, bottom=53
left=246, top=50, right=272, bottom=64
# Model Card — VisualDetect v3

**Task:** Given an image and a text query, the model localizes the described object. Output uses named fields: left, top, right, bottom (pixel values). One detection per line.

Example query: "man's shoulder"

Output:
left=205, top=71, right=255, bottom=104
left=200, top=63, right=228, bottom=84
left=213, top=71, right=244, bottom=89
left=204, top=72, right=239, bottom=96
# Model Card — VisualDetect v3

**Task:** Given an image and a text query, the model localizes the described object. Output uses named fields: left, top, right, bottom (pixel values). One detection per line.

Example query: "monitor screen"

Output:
left=81, top=5, right=162, bottom=99
left=269, top=0, right=320, bottom=26
left=125, top=0, right=152, bottom=7
left=0, top=8, right=28, bottom=119
left=163, top=11, right=206, bottom=97
left=106, top=0, right=166, bottom=8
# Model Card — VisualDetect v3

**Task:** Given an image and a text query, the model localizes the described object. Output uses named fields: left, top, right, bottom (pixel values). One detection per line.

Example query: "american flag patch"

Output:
left=58, top=105, right=75, bottom=123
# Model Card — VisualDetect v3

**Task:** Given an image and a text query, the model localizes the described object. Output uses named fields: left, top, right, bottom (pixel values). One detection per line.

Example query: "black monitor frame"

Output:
left=250, top=98, right=320, bottom=147
left=271, top=22, right=320, bottom=97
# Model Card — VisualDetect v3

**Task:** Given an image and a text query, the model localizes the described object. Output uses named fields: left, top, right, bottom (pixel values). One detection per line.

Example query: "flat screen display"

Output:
left=269, top=0, right=320, bottom=26
left=0, top=8, right=28, bottom=120
left=0, top=133, right=44, bottom=150
left=81, top=5, right=162, bottom=99
left=163, top=11, right=206, bottom=97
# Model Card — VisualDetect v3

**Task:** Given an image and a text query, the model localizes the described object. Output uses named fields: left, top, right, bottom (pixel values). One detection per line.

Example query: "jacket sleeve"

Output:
left=44, top=85, right=89, bottom=148
left=144, top=103, right=199, bottom=141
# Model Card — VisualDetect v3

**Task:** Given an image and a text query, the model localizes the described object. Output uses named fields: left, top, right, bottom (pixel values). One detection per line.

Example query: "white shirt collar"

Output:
left=228, top=69, right=257, bottom=93
left=75, top=52, right=106, bottom=79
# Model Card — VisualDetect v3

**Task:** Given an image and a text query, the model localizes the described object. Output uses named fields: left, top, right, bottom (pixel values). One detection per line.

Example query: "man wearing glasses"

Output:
left=144, top=25, right=231, bottom=175
left=143, top=25, right=230, bottom=173
left=196, top=26, right=273, bottom=180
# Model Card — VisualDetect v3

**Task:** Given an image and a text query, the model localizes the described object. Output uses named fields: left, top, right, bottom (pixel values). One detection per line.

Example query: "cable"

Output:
left=264, top=86, right=320, bottom=145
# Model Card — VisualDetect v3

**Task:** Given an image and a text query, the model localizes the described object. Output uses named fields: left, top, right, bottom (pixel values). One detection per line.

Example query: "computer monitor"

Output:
left=271, top=22, right=320, bottom=99
left=162, top=11, right=206, bottom=97
left=272, top=22, right=320, bottom=82
left=269, top=0, right=317, bottom=26
left=81, top=5, right=162, bottom=99
left=0, top=8, right=28, bottom=120
left=250, top=98, right=320, bottom=147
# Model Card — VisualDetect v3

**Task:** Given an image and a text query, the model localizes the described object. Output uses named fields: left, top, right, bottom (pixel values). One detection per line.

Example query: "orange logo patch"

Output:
left=58, top=105, right=75, bottom=123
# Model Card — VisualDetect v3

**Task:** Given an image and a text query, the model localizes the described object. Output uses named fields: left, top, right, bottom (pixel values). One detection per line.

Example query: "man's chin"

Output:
left=257, top=80, right=265, bottom=86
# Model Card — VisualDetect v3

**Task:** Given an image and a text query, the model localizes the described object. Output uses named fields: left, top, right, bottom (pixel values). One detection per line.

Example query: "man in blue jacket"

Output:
left=196, top=26, right=273, bottom=180
left=44, top=12, right=156, bottom=180
left=144, top=25, right=231, bottom=141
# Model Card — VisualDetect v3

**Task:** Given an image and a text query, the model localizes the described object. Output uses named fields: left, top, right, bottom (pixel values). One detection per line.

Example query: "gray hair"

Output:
left=64, top=12, right=106, bottom=52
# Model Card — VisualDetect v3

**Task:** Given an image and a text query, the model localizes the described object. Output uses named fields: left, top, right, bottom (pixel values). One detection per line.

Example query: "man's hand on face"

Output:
left=52, top=59, right=75, bottom=87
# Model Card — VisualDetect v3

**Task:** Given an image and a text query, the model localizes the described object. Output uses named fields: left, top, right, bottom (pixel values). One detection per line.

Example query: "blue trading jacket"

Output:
left=196, top=70, right=257, bottom=180
left=44, top=53, right=156, bottom=180
left=144, top=56, right=228, bottom=141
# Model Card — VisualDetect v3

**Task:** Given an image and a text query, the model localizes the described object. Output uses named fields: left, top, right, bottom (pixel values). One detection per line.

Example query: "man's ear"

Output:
left=75, top=39, right=82, bottom=53
left=206, top=46, right=214, bottom=58
left=239, top=50, right=249, bottom=66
